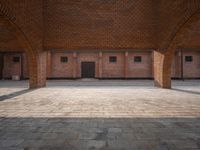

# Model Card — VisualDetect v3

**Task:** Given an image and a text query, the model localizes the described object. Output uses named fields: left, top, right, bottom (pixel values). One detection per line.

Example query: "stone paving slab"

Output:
left=0, top=80, right=200, bottom=150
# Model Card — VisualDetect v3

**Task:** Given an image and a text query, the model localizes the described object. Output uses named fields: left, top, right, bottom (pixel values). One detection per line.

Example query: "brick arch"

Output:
left=0, top=13, right=46, bottom=88
left=154, top=8, right=200, bottom=88
left=0, top=2, right=16, bottom=22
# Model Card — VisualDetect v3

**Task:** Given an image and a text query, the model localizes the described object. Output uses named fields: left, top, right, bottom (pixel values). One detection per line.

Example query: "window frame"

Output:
left=109, top=56, right=117, bottom=63
left=134, top=56, right=142, bottom=63
left=13, top=56, right=20, bottom=63
left=185, top=56, right=193, bottom=62
left=60, top=56, right=68, bottom=63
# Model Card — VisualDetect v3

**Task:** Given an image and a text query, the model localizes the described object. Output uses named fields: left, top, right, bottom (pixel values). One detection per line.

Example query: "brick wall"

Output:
left=127, top=52, right=152, bottom=78
left=183, top=51, right=200, bottom=78
left=3, top=54, right=21, bottom=78
left=1, top=0, right=200, bottom=88
left=102, top=53, right=125, bottom=78
left=1, top=50, right=200, bottom=79
left=22, top=53, right=29, bottom=79
left=171, top=52, right=179, bottom=78
left=77, top=52, right=99, bottom=78
left=51, top=52, right=74, bottom=78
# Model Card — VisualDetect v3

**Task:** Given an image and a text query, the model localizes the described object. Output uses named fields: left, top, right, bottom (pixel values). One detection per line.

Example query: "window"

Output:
left=61, top=56, right=68, bottom=63
left=13, top=56, right=20, bottom=63
left=134, top=56, right=142, bottom=62
left=185, top=56, right=193, bottom=62
left=109, top=56, right=117, bottom=63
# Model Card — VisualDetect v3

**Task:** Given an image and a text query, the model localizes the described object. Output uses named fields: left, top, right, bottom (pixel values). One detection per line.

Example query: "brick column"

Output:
left=29, top=51, right=47, bottom=89
left=124, top=51, right=129, bottom=78
left=73, top=52, right=77, bottom=79
left=98, top=52, right=103, bottom=78
left=153, top=50, right=171, bottom=89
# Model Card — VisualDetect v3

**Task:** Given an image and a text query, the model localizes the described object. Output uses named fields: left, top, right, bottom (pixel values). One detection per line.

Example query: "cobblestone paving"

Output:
left=0, top=80, right=200, bottom=150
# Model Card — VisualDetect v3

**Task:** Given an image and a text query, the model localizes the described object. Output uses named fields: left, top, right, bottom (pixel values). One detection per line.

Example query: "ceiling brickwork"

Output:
left=157, top=0, right=200, bottom=49
left=0, top=0, right=200, bottom=52
left=0, top=0, right=43, bottom=52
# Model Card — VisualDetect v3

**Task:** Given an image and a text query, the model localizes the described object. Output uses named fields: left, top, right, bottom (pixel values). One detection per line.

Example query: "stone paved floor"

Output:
left=0, top=80, right=200, bottom=150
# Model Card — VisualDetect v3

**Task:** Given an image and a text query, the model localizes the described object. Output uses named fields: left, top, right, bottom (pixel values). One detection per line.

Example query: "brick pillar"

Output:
left=29, top=51, right=47, bottom=89
left=73, top=52, right=77, bottom=79
left=124, top=51, right=129, bottom=78
left=98, top=52, right=103, bottom=78
left=153, top=50, right=171, bottom=89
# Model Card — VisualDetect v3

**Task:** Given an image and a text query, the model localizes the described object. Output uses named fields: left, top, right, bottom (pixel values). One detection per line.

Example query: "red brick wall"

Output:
left=51, top=52, right=74, bottom=78
left=102, top=53, right=125, bottom=78
left=127, top=52, right=152, bottom=78
left=171, top=52, right=179, bottom=78
left=170, top=50, right=200, bottom=78
left=22, top=53, right=29, bottom=78
left=183, top=51, right=200, bottom=78
left=3, top=54, right=21, bottom=78
left=1, top=51, right=200, bottom=79
left=77, top=52, right=99, bottom=78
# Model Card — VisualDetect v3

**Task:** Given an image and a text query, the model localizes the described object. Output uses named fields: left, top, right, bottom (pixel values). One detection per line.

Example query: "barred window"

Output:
left=13, top=56, right=20, bottom=63
left=109, top=56, right=117, bottom=63
left=61, top=56, right=68, bottom=63
left=134, top=56, right=142, bottom=62
left=185, top=56, right=193, bottom=62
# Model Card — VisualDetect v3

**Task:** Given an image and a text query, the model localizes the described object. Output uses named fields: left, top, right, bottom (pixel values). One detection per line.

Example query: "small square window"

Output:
left=134, top=56, right=142, bottom=62
left=185, top=56, right=193, bottom=62
left=109, top=56, right=117, bottom=63
left=13, top=56, right=20, bottom=63
left=61, top=56, right=68, bottom=63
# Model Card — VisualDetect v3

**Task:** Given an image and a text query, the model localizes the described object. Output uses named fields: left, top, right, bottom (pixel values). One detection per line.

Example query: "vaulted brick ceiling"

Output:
left=0, top=25, right=21, bottom=51
left=0, top=0, right=200, bottom=52
left=43, top=0, right=156, bottom=49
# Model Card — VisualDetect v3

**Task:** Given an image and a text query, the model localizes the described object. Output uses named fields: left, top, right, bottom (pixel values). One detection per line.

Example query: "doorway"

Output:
left=81, top=62, right=95, bottom=78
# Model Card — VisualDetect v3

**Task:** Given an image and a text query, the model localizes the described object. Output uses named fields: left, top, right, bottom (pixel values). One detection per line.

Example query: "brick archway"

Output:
left=0, top=15, right=46, bottom=89
left=154, top=9, right=200, bottom=88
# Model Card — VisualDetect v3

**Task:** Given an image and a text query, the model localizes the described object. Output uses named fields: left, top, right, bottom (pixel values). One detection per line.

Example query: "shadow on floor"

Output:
left=0, top=117, right=199, bottom=150
left=0, top=89, right=35, bottom=101
left=46, top=81, right=155, bottom=88
left=171, top=88, right=200, bottom=95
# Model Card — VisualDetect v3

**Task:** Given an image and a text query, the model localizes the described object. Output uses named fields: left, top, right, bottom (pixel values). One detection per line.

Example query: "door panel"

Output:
left=81, top=62, right=95, bottom=78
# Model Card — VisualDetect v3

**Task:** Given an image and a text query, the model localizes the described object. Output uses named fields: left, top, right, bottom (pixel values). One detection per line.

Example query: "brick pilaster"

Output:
left=124, top=51, right=129, bottom=78
left=98, top=52, right=103, bottom=78
left=73, top=52, right=77, bottom=79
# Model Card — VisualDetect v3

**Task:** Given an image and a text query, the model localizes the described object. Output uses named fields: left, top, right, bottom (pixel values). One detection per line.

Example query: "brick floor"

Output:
left=0, top=80, right=200, bottom=150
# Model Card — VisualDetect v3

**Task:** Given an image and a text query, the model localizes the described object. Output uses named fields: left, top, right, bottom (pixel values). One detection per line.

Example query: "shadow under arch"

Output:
left=0, top=9, right=46, bottom=89
left=154, top=8, right=200, bottom=89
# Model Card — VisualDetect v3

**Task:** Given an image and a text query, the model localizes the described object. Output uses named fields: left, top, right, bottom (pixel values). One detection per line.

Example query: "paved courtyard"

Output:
left=0, top=80, right=200, bottom=150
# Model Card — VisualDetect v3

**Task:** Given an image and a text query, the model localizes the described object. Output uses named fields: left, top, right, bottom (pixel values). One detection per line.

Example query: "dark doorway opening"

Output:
left=81, top=62, right=95, bottom=78
left=0, top=54, right=3, bottom=80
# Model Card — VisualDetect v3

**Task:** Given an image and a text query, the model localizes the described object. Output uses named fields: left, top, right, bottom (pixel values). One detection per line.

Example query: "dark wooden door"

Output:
left=0, top=54, right=3, bottom=79
left=81, top=62, right=95, bottom=78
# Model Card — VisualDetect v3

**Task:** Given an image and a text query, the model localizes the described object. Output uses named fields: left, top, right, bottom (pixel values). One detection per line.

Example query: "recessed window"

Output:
left=13, top=56, right=20, bottom=63
left=61, top=56, right=68, bottom=63
left=109, top=56, right=117, bottom=63
left=185, top=56, right=193, bottom=62
left=134, top=56, right=142, bottom=63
